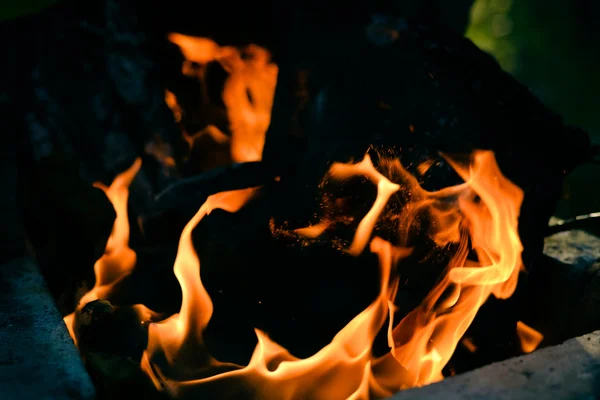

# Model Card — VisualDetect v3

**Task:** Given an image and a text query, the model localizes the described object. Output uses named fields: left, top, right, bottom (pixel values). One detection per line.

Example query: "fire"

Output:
left=165, top=90, right=182, bottom=123
left=64, top=158, right=142, bottom=344
left=141, top=150, right=525, bottom=399
left=516, top=320, right=544, bottom=353
left=461, top=337, right=478, bottom=353
left=166, top=33, right=278, bottom=164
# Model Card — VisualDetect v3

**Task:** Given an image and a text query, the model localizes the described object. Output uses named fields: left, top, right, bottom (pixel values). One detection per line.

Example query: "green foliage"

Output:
left=0, top=0, right=63, bottom=21
left=466, top=0, right=600, bottom=135
left=466, top=0, right=600, bottom=217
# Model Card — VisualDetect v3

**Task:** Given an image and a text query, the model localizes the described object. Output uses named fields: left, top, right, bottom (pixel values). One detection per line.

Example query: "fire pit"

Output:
left=3, top=0, right=600, bottom=399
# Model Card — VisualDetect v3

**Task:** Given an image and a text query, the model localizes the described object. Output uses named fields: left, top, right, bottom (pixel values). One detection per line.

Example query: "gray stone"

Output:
left=0, top=257, right=95, bottom=400
left=524, top=224, right=600, bottom=343
left=388, top=226, right=600, bottom=400
left=545, top=218, right=600, bottom=268
left=389, top=330, right=600, bottom=400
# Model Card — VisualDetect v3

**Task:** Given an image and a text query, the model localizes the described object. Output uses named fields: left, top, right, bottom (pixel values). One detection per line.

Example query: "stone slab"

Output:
left=0, top=257, right=95, bottom=400
left=545, top=217, right=600, bottom=269
left=390, top=330, right=600, bottom=400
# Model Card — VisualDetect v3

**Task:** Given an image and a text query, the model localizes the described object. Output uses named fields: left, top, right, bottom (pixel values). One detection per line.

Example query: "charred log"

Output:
left=141, top=161, right=275, bottom=247
left=12, top=0, right=182, bottom=218
left=71, top=299, right=166, bottom=400
left=74, top=300, right=148, bottom=362
left=262, top=14, right=593, bottom=373
left=20, top=153, right=116, bottom=315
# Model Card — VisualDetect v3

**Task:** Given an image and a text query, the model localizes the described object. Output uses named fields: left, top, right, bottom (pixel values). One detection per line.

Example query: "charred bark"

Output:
left=265, top=14, right=593, bottom=274
left=6, top=0, right=187, bottom=311
left=11, top=0, right=181, bottom=214
left=20, top=153, right=117, bottom=314
left=262, top=14, right=593, bottom=371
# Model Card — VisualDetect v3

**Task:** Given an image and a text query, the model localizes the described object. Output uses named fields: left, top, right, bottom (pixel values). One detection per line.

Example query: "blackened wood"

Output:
left=261, top=15, right=592, bottom=374
left=264, top=16, right=592, bottom=273
left=12, top=0, right=181, bottom=216
left=141, top=162, right=275, bottom=247
left=20, top=153, right=117, bottom=315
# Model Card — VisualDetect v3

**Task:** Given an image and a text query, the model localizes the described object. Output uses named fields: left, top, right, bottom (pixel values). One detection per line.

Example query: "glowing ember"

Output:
left=64, top=159, right=142, bottom=345
left=140, top=149, right=525, bottom=399
left=165, top=33, right=278, bottom=164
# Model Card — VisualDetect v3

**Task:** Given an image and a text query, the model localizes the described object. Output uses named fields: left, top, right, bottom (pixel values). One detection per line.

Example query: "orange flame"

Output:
left=63, top=159, right=142, bottom=344
left=164, top=89, right=182, bottom=124
left=461, top=337, right=477, bottom=353
left=516, top=321, right=543, bottom=353
left=165, top=34, right=278, bottom=164
left=373, top=150, right=524, bottom=389
left=141, top=149, right=525, bottom=399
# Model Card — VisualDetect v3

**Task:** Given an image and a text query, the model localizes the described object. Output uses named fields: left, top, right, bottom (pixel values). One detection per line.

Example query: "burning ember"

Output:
left=62, top=32, right=547, bottom=400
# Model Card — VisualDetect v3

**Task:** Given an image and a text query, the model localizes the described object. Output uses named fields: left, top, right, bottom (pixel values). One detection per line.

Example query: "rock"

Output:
left=0, top=257, right=95, bottom=400
left=389, top=330, right=600, bottom=400
left=519, top=226, right=600, bottom=346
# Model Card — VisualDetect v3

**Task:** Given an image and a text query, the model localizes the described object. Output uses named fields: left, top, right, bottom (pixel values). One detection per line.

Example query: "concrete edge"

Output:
left=389, top=330, right=600, bottom=400
left=0, top=256, right=95, bottom=400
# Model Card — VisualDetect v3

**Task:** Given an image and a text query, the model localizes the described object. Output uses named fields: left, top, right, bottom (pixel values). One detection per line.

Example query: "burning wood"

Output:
left=64, top=158, right=150, bottom=346
left=9, top=1, right=597, bottom=398
left=21, top=153, right=117, bottom=314
left=61, top=147, right=530, bottom=399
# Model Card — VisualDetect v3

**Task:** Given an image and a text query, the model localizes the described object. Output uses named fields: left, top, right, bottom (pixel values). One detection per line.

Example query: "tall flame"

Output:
left=166, top=33, right=278, bottom=163
left=63, top=159, right=142, bottom=344
left=373, top=150, right=525, bottom=389
left=141, top=149, right=525, bottom=399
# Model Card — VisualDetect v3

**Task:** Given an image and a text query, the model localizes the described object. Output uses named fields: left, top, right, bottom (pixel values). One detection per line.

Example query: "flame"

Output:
left=145, top=135, right=177, bottom=169
left=168, top=33, right=220, bottom=65
left=142, top=183, right=405, bottom=399
left=63, top=159, right=142, bottom=344
left=165, top=34, right=278, bottom=164
left=220, top=44, right=278, bottom=162
left=141, top=149, right=525, bottom=399
left=516, top=321, right=543, bottom=353
left=165, top=89, right=182, bottom=123
left=461, top=337, right=477, bottom=353
left=375, top=150, right=524, bottom=389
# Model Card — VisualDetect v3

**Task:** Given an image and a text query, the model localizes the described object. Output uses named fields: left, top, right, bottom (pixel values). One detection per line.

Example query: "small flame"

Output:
left=165, top=34, right=278, bottom=164
left=516, top=321, right=543, bottom=353
left=145, top=135, right=177, bottom=170
left=141, top=149, right=525, bottom=399
left=416, top=159, right=436, bottom=176
left=461, top=337, right=477, bottom=353
left=165, top=90, right=182, bottom=123
left=168, top=33, right=220, bottom=65
left=63, top=159, right=142, bottom=345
